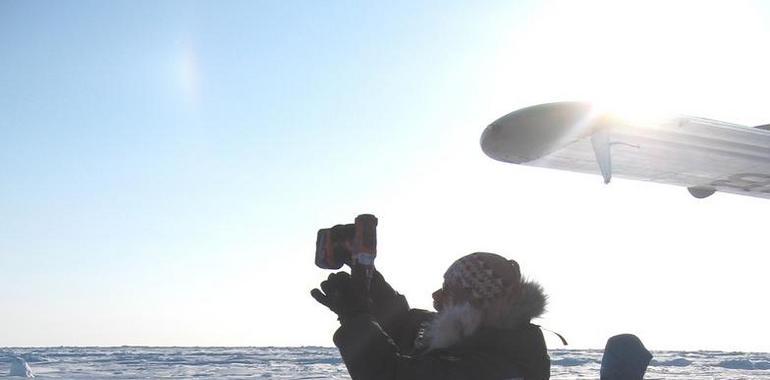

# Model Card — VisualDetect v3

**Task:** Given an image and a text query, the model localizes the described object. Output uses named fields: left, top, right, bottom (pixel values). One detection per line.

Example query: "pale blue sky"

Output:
left=2, top=1, right=770, bottom=351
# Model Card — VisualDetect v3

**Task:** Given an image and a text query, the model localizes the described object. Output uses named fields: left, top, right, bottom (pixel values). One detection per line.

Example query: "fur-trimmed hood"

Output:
left=425, top=279, right=547, bottom=350
left=500, top=279, right=547, bottom=328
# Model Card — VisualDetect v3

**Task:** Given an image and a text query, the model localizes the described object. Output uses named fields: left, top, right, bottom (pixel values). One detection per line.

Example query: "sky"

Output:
left=1, top=0, right=770, bottom=352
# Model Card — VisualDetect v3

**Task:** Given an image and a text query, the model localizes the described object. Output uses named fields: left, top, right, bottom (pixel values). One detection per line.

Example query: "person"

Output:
left=599, top=334, right=652, bottom=380
left=311, top=252, right=550, bottom=380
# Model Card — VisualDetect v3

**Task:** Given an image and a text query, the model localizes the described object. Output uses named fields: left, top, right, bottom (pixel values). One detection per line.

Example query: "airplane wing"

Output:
left=480, top=102, right=770, bottom=199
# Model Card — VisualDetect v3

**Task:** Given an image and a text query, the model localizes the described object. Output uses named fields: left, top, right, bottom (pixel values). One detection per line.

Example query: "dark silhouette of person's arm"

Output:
left=367, top=270, right=414, bottom=349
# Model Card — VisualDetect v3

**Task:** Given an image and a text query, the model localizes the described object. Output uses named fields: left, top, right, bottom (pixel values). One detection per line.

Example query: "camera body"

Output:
left=315, top=223, right=355, bottom=269
left=315, top=214, right=377, bottom=270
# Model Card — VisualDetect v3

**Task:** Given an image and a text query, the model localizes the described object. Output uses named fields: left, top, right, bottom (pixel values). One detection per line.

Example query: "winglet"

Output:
left=591, top=129, right=612, bottom=184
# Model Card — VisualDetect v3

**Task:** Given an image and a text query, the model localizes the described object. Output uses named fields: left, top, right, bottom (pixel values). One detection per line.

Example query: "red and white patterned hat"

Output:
left=443, top=252, right=521, bottom=300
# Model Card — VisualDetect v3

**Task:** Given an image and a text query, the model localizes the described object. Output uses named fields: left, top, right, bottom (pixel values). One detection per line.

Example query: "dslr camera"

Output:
left=315, top=214, right=378, bottom=270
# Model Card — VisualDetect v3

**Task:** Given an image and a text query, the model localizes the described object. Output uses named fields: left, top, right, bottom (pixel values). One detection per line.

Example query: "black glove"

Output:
left=367, top=270, right=410, bottom=339
left=369, top=270, right=399, bottom=305
left=311, top=271, right=369, bottom=322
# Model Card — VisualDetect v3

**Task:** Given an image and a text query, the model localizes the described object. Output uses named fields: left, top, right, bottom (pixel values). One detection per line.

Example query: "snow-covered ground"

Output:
left=2, top=347, right=769, bottom=379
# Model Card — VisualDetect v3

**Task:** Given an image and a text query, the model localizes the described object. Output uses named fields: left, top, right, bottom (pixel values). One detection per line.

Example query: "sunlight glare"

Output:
left=488, top=0, right=770, bottom=124
left=178, top=42, right=200, bottom=105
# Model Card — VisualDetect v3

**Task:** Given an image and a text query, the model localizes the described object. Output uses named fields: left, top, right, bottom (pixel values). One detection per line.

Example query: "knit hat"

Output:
left=443, top=252, right=521, bottom=301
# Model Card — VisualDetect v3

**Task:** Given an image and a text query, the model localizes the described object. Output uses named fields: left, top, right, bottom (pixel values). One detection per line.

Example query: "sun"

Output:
left=495, top=0, right=770, bottom=124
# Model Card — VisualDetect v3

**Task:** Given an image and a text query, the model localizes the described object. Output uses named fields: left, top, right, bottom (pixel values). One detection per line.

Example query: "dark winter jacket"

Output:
left=333, top=272, right=550, bottom=380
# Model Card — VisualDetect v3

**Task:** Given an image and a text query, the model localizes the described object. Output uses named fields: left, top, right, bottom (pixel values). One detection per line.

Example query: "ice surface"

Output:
left=7, top=356, right=34, bottom=377
left=719, top=358, right=770, bottom=370
left=0, top=347, right=768, bottom=379
left=651, top=357, right=691, bottom=367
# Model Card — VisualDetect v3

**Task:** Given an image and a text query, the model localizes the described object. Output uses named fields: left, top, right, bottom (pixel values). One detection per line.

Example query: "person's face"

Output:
left=432, top=284, right=471, bottom=312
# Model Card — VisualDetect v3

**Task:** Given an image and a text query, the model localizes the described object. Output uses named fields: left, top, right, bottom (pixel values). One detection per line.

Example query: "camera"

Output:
left=315, top=223, right=355, bottom=269
left=315, top=214, right=377, bottom=270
